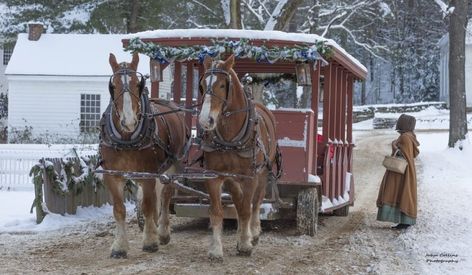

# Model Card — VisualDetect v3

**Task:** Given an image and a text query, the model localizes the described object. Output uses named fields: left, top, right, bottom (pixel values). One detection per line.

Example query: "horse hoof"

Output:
left=142, top=243, right=159, bottom=253
left=251, top=236, right=259, bottom=246
left=110, top=250, right=127, bottom=259
left=236, top=243, right=253, bottom=256
left=208, top=253, right=224, bottom=262
left=159, top=235, right=170, bottom=245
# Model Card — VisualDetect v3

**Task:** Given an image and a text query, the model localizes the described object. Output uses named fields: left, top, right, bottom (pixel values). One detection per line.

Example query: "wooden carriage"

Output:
left=122, top=29, right=367, bottom=234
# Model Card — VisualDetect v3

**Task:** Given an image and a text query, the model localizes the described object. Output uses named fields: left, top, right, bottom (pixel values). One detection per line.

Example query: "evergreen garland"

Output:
left=29, top=159, right=48, bottom=224
left=29, top=151, right=104, bottom=224
left=126, top=38, right=332, bottom=64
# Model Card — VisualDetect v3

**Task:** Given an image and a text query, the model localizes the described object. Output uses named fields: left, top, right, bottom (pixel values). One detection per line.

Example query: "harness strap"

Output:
left=200, top=78, right=256, bottom=154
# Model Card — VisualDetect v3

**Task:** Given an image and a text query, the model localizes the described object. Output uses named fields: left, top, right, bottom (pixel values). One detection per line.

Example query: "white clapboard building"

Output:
left=438, top=20, right=472, bottom=108
left=5, top=24, right=172, bottom=142
left=1, top=41, right=13, bottom=96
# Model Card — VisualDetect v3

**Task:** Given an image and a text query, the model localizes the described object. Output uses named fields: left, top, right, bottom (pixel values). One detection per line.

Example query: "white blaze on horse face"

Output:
left=119, top=73, right=138, bottom=132
left=199, top=74, right=219, bottom=130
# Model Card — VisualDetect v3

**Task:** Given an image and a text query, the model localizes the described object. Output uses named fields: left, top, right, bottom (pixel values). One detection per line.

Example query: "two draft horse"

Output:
left=198, top=55, right=279, bottom=260
left=100, top=53, right=188, bottom=258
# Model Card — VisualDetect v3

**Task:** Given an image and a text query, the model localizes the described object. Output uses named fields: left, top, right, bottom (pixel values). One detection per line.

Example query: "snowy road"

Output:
left=0, top=131, right=457, bottom=274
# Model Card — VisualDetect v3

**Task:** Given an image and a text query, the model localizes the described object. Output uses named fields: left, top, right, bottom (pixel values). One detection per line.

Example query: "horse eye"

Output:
left=220, top=84, right=225, bottom=89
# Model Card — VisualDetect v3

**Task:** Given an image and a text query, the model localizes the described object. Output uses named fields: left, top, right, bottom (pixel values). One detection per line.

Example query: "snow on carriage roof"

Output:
left=5, top=33, right=149, bottom=76
left=125, top=28, right=367, bottom=74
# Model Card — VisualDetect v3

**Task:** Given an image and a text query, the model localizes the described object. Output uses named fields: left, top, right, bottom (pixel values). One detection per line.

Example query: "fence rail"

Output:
left=0, top=144, right=97, bottom=191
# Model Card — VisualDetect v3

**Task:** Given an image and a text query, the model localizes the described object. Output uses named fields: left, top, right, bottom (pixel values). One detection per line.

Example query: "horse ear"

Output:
left=131, top=52, right=139, bottom=71
left=223, top=54, right=235, bottom=70
left=203, top=55, right=212, bottom=70
left=109, top=53, right=119, bottom=72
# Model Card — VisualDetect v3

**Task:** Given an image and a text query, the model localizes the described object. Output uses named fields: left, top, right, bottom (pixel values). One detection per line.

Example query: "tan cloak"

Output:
left=376, top=132, right=420, bottom=218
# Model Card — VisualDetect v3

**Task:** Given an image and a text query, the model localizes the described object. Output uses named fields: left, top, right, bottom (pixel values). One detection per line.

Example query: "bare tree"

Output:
left=309, top=0, right=389, bottom=58
left=229, top=0, right=243, bottom=28
left=448, top=0, right=469, bottom=147
left=434, top=0, right=469, bottom=147
left=307, top=0, right=321, bottom=33
left=264, top=0, right=304, bottom=31
left=241, top=0, right=303, bottom=31
left=127, top=0, right=140, bottom=33
left=221, top=0, right=242, bottom=28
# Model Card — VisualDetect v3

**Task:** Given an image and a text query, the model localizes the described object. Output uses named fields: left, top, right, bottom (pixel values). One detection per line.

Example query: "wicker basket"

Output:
left=382, top=150, right=408, bottom=174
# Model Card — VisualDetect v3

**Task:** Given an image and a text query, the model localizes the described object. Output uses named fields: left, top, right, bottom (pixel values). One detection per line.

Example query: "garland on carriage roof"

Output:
left=125, top=37, right=333, bottom=65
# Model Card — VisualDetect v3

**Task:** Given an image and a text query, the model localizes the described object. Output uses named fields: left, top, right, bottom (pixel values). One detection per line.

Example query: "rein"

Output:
left=147, top=101, right=202, bottom=118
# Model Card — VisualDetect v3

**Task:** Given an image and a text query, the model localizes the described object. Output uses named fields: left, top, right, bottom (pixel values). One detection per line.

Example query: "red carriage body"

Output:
left=122, top=29, right=367, bottom=229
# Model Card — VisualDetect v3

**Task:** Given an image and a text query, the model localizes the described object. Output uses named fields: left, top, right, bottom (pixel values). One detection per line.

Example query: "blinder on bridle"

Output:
left=200, top=67, right=233, bottom=112
left=108, top=67, right=146, bottom=101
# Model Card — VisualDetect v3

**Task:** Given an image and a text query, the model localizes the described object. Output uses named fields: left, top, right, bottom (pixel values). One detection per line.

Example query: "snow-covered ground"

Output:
left=354, top=106, right=472, bottom=130
left=0, top=191, right=127, bottom=234
left=399, top=131, right=472, bottom=274
left=0, top=190, right=134, bottom=234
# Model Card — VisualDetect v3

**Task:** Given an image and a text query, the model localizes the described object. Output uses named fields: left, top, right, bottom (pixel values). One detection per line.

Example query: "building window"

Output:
left=2, top=46, right=13, bottom=65
left=80, top=94, right=101, bottom=133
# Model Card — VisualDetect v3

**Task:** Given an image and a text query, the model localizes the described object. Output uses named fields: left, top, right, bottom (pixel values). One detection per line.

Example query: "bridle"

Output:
left=108, top=66, right=146, bottom=119
left=101, top=65, right=155, bottom=150
left=201, top=66, right=233, bottom=114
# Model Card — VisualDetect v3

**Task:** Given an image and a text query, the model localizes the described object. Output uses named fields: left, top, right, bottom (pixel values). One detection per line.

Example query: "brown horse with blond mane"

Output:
left=100, top=53, right=189, bottom=258
left=198, top=55, right=279, bottom=260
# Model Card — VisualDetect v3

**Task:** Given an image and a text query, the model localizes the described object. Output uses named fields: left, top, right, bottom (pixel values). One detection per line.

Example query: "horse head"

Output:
left=198, top=54, right=236, bottom=131
left=108, top=52, right=145, bottom=133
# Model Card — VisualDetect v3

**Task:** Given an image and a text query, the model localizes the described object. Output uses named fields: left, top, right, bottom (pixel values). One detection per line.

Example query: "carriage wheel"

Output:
left=296, top=187, right=319, bottom=236
left=333, top=205, right=350, bottom=217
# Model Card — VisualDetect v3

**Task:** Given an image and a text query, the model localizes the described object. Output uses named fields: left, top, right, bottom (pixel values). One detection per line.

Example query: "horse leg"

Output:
left=236, top=178, right=256, bottom=256
left=206, top=178, right=224, bottom=261
left=157, top=183, right=173, bottom=245
left=250, top=170, right=268, bottom=246
left=157, top=165, right=176, bottom=245
left=105, top=175, right=129, bottom=258
left=154, top=178, right=163, bottom=228
left=140, top=179, right=159, bottom=252
left=227, top=179, right=243, bottom=237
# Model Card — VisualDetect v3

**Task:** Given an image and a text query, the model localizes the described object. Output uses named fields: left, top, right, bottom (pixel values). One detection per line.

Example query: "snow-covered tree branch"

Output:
left=432, top=0, right=455, bottom=18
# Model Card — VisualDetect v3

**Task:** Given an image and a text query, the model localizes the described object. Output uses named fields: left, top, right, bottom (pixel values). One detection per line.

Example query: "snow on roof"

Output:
left=125, top=29, right=367, bottom=74
left=6, top=33, right=149, bottom=76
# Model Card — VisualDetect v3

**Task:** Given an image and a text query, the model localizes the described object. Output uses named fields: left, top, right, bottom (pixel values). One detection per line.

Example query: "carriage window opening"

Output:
left=319, top=76, right=324, bottom=103
left=245, top=73, right=301, bottom=109
left=2, top=46, right=13, bottom=65
left=80, top=94, right=101, bottom=133
left=317, top=76, right=325, bottom=128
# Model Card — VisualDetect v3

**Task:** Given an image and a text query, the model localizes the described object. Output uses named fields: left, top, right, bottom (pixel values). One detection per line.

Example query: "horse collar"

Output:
left=100, top=90, right=156, bottom=151
left=200, top=82, right=257, bottom=157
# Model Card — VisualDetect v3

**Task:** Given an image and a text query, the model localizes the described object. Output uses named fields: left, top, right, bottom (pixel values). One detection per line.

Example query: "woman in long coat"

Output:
left=377, top=114, right=420, bottom=229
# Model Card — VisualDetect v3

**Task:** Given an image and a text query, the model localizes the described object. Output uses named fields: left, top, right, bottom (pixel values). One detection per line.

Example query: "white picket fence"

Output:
left=0, top=144, right=98, bottom=191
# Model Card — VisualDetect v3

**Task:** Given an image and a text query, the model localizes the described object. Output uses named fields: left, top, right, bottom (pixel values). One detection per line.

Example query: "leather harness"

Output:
left=100, top=66, right=190, bottom=173
left=198, top=66, right=275, bottom=174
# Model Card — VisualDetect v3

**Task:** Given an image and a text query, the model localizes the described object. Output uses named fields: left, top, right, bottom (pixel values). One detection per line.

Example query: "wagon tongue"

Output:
left=93, top=169, right=219, bottom=182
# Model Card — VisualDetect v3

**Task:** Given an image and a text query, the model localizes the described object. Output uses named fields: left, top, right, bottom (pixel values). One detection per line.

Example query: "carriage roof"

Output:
left=124, top=29, right=367, bottom=80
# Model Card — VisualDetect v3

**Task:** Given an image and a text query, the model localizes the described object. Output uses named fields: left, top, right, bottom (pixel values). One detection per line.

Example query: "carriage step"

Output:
left=174, top=203, right=282, bottom=220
